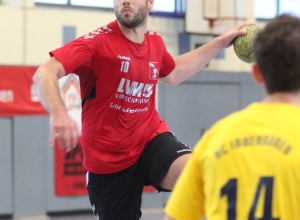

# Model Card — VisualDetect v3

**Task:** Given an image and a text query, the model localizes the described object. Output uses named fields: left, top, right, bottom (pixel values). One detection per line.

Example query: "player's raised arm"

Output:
left=33, top=56, right=80, bottom=152
left=159, top=23, right=252, bottom=86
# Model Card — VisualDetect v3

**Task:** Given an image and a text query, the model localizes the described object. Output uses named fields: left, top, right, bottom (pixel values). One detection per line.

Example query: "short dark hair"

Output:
left=253, top=14, right=300, bottom=94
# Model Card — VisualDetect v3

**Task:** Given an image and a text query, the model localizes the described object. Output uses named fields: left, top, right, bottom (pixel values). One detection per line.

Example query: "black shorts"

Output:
left=86, top=132, right=192, bottom=220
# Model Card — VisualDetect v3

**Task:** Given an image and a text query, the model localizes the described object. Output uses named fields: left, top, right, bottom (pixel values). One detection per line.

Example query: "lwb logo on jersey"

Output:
left=149, top=62, right=159, bottom=80
left=117, top=78, right=154, bottom=99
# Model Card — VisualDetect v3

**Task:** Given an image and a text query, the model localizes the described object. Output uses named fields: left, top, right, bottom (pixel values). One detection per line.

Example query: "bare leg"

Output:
left=159, top=154, right=191, bottom=190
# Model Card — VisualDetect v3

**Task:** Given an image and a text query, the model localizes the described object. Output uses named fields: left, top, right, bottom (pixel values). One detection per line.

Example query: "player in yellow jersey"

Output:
left=164, top=14, right=300, bottom=220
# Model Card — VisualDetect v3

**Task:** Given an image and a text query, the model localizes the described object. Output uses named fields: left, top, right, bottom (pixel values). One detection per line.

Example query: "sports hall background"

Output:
left=0, top=0, right=263, bottom=219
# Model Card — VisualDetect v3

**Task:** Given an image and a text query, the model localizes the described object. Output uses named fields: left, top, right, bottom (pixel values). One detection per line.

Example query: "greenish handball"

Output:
left=233, top=25, right=259, bottom=63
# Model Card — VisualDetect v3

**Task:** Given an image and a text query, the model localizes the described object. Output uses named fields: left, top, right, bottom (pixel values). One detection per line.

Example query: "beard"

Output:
left=115, top=2, right=149, bottom=28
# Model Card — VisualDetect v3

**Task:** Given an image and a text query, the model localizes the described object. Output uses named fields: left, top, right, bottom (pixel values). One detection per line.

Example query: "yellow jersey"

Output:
left=164, top=103, right=300, bottom=220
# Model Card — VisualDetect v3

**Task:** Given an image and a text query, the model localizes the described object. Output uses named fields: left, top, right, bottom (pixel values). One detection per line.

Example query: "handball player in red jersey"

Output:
left=33, top=0, right=249, bottom=219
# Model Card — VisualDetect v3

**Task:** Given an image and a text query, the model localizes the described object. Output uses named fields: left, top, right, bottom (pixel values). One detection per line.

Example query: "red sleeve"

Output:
left=49, top=37, right=95, bottom=74
left=159, top=49, right=175, bottom=78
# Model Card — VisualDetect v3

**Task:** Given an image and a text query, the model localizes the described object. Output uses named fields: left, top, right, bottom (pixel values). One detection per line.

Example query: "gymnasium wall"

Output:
left=0, top=2, right=252, bottom=72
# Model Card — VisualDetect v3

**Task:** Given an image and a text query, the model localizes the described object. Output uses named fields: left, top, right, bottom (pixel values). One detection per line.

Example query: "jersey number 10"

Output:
left=221, top=177, right=280, bottom=220
left=120, top=61, right=130, bottom=73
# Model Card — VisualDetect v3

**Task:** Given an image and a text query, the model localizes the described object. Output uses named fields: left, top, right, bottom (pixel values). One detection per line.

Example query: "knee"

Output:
left=160, top=153, right=191, bottom=190
left=174, top=153, right=191, bottom=175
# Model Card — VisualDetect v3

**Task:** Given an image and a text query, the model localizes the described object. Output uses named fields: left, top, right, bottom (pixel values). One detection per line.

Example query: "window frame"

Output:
left=255, top=0, right=300, bottom=20
left=33, top=0, right=185, bottom=18
left=34, top=0, right=299, bottom=21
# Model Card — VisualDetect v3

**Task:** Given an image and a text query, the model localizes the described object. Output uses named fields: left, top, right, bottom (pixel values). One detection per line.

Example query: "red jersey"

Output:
left=50, top=20, right=175, bottom=174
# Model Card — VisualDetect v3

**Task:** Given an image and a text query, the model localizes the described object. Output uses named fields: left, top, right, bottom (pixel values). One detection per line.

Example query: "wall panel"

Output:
left=0, top=118, right=13, bottom=216
left=0, top=7, right=24, bottom=65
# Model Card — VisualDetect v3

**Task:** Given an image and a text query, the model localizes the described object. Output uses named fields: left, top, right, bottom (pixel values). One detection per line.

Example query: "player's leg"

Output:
left=159, top=153, right=191, bottom=190
left=141, top=132, right=192, bottom=191
left=86, top=162, right=144, bottom=220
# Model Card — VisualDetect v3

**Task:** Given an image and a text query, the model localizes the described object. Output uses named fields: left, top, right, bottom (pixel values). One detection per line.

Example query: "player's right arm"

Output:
left=33, top=56, right=80, bottom=152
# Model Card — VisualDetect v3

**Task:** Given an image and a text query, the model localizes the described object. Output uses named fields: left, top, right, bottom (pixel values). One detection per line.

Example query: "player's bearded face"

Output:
left=115, top=0, right=149, bottom=28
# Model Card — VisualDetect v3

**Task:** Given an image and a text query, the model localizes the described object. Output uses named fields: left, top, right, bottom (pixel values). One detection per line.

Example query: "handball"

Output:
left=233, top=25, right=259, bottom=63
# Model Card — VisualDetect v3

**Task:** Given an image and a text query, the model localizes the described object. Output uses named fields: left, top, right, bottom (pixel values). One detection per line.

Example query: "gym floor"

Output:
left=0, top=209, right=165, bottom=220
left=48, top=209, right=164, bottom=220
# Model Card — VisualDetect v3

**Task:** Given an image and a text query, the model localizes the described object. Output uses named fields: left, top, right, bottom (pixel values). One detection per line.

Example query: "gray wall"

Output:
left=158, top=71, right=263, bottom=149
left=0, top=118, right=13, bottom=216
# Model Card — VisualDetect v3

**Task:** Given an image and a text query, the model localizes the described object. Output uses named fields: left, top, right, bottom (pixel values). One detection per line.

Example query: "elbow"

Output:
left=166, top=76, right=182, bottom=86
left=168, top=81, right=180, bottom=86
left=160, top=72, right=181, bottom=86
left=32, top=71, right=38, bottom=83
left=162, top=67, right=182, bottom=86
left=32, top=67, right=43, bottom=85
left=160, top=78, right=180, bottom=86
left=32, top=69, right=39, bottom=84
